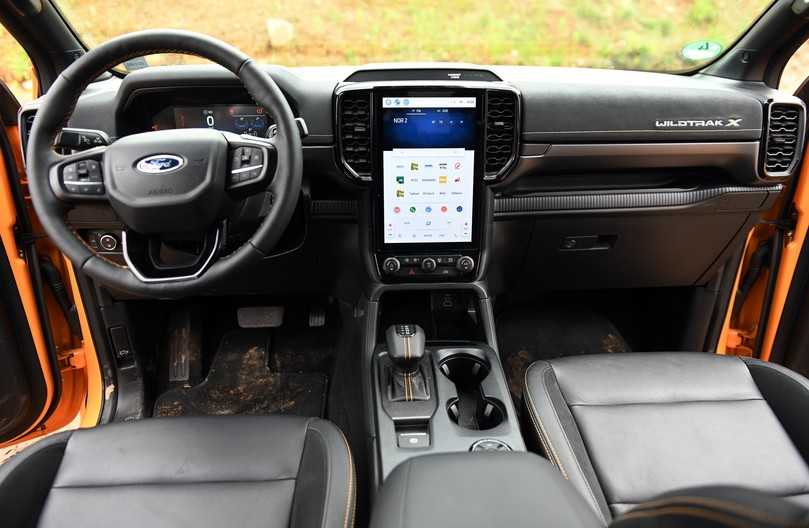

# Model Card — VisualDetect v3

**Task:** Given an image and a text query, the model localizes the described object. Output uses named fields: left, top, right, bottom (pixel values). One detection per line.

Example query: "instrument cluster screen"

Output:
left=380, top=96, right=477, bottom=245
left=152, top=104, right=271, bottom=136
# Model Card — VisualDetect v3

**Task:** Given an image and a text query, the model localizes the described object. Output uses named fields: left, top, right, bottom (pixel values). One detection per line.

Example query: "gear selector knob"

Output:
left=386, top=324, right=426, bottom=374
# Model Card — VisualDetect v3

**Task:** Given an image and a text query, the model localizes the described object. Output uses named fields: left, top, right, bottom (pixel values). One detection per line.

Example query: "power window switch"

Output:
left=397, top=431, right=430, bottom=449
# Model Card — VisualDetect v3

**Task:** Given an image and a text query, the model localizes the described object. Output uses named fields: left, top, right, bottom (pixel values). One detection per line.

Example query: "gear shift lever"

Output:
left=386, top=324, right=426, bottom=373
left=385, top=324, right=429, bottom=401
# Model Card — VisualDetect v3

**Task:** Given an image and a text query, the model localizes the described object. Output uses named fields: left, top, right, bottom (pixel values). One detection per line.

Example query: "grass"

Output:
left=0, top=0, right=788, bottom=103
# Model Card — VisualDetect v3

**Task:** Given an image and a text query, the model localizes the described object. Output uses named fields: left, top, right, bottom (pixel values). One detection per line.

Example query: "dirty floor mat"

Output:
left=496, top=306, right=630, bottom=403
left=154, top=329, right=327, bottom=418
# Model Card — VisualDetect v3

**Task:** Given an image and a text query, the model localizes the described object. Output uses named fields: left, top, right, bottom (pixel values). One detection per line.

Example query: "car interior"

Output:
left=4, top=0, right=809, bottom=527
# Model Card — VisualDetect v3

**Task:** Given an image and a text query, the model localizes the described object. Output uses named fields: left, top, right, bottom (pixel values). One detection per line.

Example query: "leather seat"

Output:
left=523, top=352, right=809, bottom=526
left=370, top=452, right=809, bottom=528
left=0, top=415, right=355, bottom=528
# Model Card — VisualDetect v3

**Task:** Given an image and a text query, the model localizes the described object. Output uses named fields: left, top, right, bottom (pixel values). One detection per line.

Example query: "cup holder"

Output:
left=438, top=349, right=505, bottom=431
left=438, top=351, right=490, bottom=388
left=446, top=395, right=505, bottom=430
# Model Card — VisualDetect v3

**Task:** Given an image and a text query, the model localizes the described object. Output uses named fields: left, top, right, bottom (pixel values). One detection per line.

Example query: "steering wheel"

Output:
left=27, top=30, right=302, bottom=298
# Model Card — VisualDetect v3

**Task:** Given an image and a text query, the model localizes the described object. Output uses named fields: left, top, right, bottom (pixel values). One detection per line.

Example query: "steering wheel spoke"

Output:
left=48, top=146, right=109, bottom=203
left=224, top=132, right=277, bottom=197
left=121, top=224, right=223, bottom=283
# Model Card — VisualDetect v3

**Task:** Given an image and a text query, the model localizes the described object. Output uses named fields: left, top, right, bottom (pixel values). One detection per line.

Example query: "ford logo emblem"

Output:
left=135, top=154, right=185, bottom=174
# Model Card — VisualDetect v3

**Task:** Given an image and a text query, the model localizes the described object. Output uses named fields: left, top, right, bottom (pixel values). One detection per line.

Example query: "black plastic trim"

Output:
left=507, top=141, right=773, bottom=185
left=310, top=199, right=358, bottom=219
left=494, top=184, right=782, bottom=216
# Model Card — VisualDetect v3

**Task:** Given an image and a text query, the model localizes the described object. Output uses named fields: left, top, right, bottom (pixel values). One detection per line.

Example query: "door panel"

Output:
left=0, top=124, right=56, bottom=443
left=0, top=234, right=47, bottom=440
left=0, top=118, right=105, bottom=448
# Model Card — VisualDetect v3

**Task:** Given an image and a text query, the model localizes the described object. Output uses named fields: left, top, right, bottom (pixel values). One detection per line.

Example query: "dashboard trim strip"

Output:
left=494, top=184, right=783, bottom=216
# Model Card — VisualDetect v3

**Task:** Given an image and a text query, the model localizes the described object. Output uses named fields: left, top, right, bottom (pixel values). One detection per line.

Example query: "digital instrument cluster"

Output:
left=151, top=104, right=272, bottom=137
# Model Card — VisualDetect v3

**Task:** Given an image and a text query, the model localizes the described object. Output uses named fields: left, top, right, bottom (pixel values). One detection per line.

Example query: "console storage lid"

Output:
left=370, top=452, right=602, bottom=528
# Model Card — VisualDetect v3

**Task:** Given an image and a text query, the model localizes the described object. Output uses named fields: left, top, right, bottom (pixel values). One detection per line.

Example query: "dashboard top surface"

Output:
left=35, top=62, right=791, bottom=146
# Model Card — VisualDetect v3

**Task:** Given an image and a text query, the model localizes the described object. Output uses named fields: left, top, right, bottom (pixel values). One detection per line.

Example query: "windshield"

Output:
left=56, top=0, right=772, bottom=73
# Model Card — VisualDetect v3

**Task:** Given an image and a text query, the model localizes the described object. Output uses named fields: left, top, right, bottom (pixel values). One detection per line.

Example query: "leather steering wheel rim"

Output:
left=27, top=30, right=303, bottom=298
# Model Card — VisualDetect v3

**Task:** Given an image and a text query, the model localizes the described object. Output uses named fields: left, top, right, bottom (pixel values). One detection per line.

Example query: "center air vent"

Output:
left=763, top=103, right=804, bottom=179
left=337, top=91, right=372, bottom=181
left=484, top=90, right=519, bottom=180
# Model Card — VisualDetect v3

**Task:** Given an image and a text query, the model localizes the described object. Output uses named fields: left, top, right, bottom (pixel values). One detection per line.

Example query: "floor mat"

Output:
left=154, top=329, right=327, bottom=418
left=496, top=306, right=630, bottom=402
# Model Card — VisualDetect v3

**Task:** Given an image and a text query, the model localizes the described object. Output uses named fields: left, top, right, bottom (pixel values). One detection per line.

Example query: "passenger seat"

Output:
left=523, top=353, right=809, bottom=525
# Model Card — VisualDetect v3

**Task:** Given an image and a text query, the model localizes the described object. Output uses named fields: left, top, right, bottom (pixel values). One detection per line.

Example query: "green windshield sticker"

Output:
left=681, top=41, right=723, bottom=62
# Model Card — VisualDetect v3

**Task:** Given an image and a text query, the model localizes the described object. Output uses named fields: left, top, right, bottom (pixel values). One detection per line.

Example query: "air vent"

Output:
left=337, top=91, right=372, bottom=181
left=19, top=109, right=36, bottom=164
left=763, top=103, right=804, bottom=179
left=484, top=90, right=519, bottom=180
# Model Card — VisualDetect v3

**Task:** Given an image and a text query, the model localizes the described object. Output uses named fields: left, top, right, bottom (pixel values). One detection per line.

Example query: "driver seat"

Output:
left=0, top=415, right=355, bottom=528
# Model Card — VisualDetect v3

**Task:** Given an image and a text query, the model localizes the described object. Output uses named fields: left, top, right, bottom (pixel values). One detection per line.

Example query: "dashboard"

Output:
left=20, top=62, right=807, bottom=294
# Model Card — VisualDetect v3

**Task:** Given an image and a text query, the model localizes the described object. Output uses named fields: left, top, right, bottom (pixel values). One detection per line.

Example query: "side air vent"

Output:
left=19, top=109, right=36, bottom=164
left=763, top=103, right=804, bottom=179
left=484, top=90, right=519, bottom=180
left=337, top=91, right=372, bottom=181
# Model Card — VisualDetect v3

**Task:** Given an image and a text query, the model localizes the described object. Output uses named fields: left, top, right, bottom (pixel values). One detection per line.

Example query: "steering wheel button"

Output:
left=86, top=160, right=102, bottom=181
left=250, top=149, right=263, bottom=166
left=62, top=163, right=78, bottom=182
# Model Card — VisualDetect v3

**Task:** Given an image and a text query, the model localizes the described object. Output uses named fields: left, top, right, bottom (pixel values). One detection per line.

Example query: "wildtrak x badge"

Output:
left=654, top=118, right=743, bottom=129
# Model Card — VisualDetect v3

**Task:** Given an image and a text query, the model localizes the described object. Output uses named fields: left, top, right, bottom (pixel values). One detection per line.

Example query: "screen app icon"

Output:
left=396, top=176, right=405, bottom=184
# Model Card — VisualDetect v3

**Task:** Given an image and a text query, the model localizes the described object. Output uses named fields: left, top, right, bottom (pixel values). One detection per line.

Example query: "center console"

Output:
left=335, top=82, right=520, bottom=283
left=367, top=289, right=525, bottom=482
left=337, top=80, right=524, bottom=485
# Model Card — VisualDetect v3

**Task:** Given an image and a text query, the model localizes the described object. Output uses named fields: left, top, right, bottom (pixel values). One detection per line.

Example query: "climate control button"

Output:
left=382, top=257, right=401, bottom=274
left=421, top=257, right=437, bottom=272
left=456, top=256, right=475, bottom=274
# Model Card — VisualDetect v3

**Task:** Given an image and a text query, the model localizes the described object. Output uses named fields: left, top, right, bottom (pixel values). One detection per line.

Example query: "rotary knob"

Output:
left=421, top=257, right=437, bottom=272
left=456, top=256, right=475, bottom=274
left=382, top=257, right=400, bottom=274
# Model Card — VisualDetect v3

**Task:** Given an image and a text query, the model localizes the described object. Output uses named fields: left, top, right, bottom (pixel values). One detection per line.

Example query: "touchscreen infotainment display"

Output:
left=380, top=96, right=477, bottom=245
